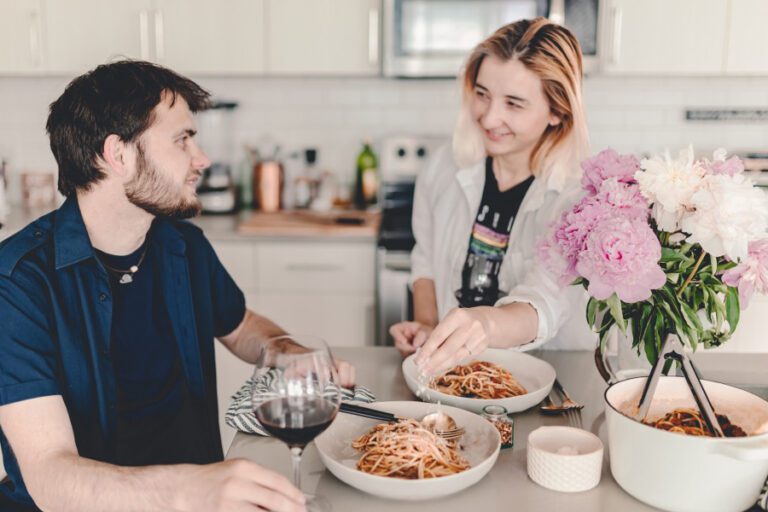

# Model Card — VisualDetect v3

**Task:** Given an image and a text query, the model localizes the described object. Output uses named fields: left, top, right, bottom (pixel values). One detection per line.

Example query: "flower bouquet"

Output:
left=539, top=147, right=768, bottom=370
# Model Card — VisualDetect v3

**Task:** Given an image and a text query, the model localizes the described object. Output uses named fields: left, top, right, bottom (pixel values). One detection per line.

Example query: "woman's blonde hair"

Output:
left=453, top=18, right=589, bottom=181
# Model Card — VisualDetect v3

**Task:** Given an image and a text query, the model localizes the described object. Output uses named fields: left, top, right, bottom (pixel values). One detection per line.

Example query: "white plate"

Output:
left=402, top=349, right=556, bottom=414
left=315, top=400, right=500, bottom=501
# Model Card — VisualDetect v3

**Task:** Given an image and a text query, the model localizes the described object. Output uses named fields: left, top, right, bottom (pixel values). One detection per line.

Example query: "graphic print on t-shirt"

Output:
left=456, top=157, right=534, bottom=308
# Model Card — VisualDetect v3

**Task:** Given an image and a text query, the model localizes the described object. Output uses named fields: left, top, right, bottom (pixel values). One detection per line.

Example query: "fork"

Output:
left=553, top=379, right=584, bottom=429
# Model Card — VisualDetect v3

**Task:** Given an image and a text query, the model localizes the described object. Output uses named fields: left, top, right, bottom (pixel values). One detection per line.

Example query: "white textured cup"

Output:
left=527, top=426, right=603, bottom=492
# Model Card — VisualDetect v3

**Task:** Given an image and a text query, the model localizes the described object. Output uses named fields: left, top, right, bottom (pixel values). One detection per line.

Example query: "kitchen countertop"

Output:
left=0, top=204, right=380, bottom=243
left=226, top=348, right=768, bottom=512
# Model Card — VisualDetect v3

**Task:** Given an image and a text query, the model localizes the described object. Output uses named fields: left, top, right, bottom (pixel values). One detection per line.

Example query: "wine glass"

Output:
left=253, top=335, right=341, bottom=512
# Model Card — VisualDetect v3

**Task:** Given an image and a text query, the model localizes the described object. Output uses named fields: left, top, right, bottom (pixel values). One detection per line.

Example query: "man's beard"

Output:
left=125, top=143, right=202, bottom=219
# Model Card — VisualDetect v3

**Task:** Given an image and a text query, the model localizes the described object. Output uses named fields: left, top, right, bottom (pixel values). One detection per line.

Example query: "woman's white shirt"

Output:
left=410, top=145, right=596, bottom=351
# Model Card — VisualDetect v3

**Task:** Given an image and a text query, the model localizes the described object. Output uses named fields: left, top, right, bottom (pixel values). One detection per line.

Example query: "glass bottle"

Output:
left=481, top=405, right=514, bottom=449
left=354, top=139, right=378, bottom=209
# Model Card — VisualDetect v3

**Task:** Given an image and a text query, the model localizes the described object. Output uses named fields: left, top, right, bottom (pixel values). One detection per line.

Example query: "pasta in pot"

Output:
left=643, top=408, right=747, bottom=437
left=431, top=361, right=527, bottom=399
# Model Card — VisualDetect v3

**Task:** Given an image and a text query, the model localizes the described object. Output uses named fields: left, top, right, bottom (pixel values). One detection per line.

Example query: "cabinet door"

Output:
left=725, top=0, right=768, bottom=75
left=254, top=293, right=375, bottom=347
left=44, top=0, right=153, bottom=74
left=266, top=0, right=380, bottom=75
left=0, top=0, right=44, bottom=73
left=602, top=0, right=727, bottom=75
left=155, top=0, right=265, bottom=74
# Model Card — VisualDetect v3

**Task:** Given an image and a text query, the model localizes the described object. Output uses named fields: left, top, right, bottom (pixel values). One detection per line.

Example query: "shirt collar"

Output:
left=53, top=195, right=187, bottom=269
left=54, top=195, right=96, bottom=270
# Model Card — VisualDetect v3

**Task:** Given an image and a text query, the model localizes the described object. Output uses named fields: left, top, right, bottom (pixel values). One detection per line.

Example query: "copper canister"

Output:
left=253, top=160, right=284, bottom=212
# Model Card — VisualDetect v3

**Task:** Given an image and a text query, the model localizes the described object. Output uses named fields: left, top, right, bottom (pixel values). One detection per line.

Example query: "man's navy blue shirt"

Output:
left=0, top=196, right=246, bottom=508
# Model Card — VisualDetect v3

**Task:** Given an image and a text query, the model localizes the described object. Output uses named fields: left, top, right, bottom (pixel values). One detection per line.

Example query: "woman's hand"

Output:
left=334, top=358, right=356, bottom=388
left=413, top=307, right=492, bottom=376
left=389, top=321, right=434, bottom=358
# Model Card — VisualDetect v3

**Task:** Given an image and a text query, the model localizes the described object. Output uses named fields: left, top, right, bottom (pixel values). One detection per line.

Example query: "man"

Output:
left=0, top=60, right=354, bottom=511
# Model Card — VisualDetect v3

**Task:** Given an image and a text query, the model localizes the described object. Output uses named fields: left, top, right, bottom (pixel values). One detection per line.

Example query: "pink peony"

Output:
left=702, top=149, right=744, bottom=177
left=592, top=178, right=649, bottom=219
left=721, top=239, right=768, bottom=307
left=581, top=149, right=641, bottom=195
left=575, top=216, right=666, bottom=303
left=540, top=180, right=649, bottom=285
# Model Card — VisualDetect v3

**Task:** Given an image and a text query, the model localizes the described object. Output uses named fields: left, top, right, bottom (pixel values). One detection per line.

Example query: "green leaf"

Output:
left=725, top=286, right=740, bottom=334
left=666, top=273, right=680, bottom=284
left=661, top=248, right=685, bottom=262
left=586, top=298, right=599, bottom=328
left=680, top=302, right=703, bottom=332
left=572, top=277, right=585, bottom=286
left=606, top=294, right=627, bottom=333
left=709, top=254, right=718, bottom=276
left=599, top=313, right=615, bottom=355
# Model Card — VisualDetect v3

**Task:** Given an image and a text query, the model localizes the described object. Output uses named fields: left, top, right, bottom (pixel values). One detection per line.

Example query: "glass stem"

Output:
left=290, top=446, right=304, bottom=490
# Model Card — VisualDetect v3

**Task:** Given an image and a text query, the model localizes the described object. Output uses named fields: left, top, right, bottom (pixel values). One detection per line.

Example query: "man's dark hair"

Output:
left=46, top=60, right=211, bottom=197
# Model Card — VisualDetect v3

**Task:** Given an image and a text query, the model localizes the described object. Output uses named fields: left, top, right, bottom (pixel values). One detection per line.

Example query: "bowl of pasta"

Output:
left=314, top=400, right=501, bottom=500
left=401, top=349, right=556, bottom=413
left=605, top=376, right=768, bottom=512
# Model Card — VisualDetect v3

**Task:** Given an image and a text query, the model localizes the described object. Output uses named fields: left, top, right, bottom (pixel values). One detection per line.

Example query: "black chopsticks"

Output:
left=339, top=402, right=400, bottom=422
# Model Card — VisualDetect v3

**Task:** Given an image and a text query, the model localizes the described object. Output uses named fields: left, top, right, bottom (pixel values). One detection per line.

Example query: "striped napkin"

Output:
left=758, top=479, right=768, bottom=511
left=225, top=367, right=376, bottom=436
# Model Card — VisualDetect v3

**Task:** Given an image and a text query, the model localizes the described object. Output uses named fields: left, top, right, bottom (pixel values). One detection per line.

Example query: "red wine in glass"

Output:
left=253, top=335, right=342, bottom=512
left=256, top=396, right=338, bottom=447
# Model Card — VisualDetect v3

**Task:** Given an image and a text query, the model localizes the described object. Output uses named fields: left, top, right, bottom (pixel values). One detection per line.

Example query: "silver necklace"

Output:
left=100, top=243, right=149, bottom=284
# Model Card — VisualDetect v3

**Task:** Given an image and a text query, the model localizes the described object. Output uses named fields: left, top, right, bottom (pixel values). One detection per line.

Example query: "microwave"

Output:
left=383, top=0, right=601, bottom=78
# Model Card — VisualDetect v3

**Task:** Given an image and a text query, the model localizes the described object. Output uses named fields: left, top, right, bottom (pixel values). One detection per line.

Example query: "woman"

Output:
left=390, top=18, right=595, bottom=376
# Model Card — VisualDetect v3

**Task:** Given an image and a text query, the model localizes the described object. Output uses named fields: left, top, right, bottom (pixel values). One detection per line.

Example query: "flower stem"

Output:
left=677, top=251, right=707, bottom=298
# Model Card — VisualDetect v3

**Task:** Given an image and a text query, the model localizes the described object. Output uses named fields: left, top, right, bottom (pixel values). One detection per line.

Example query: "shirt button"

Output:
left=33, top=230, right=43, bottom=238
left=99, top=293, right=108, bottom=302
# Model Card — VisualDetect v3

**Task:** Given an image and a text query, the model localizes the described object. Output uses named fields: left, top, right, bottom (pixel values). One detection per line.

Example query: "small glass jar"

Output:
left=482, top=405, right=514, bottom=449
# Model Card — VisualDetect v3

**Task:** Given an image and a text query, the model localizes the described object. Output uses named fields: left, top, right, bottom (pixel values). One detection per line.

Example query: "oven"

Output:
left=375, top=135, right=446, bottom=345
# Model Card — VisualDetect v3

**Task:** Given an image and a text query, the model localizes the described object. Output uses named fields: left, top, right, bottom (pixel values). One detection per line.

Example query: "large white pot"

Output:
left=605, top=376, right=768, bottom=512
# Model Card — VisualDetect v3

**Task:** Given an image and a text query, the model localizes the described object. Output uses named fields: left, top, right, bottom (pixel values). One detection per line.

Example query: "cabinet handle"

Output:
left=285, top=264, right=343, bottom=272
left=154, top=9, right=165, bottom=61
left=611, top=6, right=622, bottom=66
left=28, top=11, right=42, bottom=67
left=368, top=7, right=380, bottom=65
left=139, top=10, right=150, bottom=60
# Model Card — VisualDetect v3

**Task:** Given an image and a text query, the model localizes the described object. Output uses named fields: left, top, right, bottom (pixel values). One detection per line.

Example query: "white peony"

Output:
left=635, top=146, right=706, bottom=232
left=680, top=172, right=768, bottom=261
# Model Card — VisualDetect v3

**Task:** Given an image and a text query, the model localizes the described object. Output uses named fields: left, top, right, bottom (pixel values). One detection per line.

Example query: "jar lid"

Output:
left=482, top=405, right=509, bottom=417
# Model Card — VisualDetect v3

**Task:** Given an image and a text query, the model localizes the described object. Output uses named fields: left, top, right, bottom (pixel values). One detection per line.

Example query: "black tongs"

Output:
left=635, top=335, right=724, bottom=437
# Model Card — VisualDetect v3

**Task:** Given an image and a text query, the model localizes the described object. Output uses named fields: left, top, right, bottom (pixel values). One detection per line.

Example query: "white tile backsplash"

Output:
left=2, top=74, right=768, bottom=203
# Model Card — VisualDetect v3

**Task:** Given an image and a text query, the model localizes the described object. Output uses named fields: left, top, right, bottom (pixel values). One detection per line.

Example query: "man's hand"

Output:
left=389, top=321, right=434, bottom=358
left=174, top=459, right=306, bottom=512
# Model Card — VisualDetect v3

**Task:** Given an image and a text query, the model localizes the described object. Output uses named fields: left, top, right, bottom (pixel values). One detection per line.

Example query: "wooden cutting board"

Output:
left=237, top=210, right=380, bottom=237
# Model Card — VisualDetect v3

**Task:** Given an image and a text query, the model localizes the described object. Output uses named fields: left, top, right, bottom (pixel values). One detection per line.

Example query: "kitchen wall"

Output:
left=1, top=73, right=768, bottom=202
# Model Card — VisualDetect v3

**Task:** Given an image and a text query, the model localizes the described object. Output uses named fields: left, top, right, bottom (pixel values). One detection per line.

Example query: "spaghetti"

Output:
left=352, top=420, right=470, bottom=479
left=430, top=361, right=527, bottom=399
left=644, top=408, right=747, bottom=437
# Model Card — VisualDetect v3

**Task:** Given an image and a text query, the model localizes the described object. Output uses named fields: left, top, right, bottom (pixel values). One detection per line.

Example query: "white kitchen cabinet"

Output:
left=44, top=0, right=153, bottom=74
left=0, top=0, right=45, bottom=74
left=725, top=0, right=768, bottom=75
left=210, top=238, right=376, bottom=346
left=265, top=0, right=381, bottom=75
left=154, top=0, right=265, bottom=75
left=601, top=0, right=727, bottom=75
